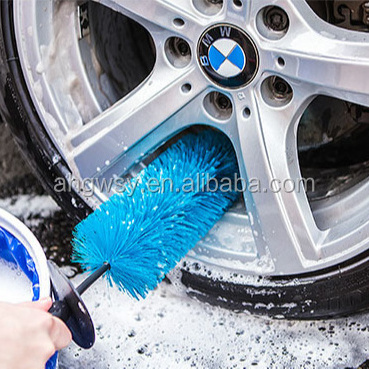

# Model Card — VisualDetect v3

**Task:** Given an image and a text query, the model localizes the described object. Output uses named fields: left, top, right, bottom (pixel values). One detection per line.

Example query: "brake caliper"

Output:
left=332, top=0, right=369, bottom=31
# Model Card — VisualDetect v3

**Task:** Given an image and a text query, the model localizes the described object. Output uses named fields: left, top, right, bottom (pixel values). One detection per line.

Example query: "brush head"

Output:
left=72, top=131, right=239, bottom=299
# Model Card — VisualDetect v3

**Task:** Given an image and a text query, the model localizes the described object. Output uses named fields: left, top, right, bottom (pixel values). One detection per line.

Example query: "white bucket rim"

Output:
left=0, top=207, right=50, bottom=300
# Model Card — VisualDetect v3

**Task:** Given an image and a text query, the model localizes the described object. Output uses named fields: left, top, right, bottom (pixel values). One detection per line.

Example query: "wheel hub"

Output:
left=197, top=24, right=259, bottom=88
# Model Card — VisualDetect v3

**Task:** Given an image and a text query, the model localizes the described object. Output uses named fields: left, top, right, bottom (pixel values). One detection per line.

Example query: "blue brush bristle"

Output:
left=72, top=131, right=239, bottom=299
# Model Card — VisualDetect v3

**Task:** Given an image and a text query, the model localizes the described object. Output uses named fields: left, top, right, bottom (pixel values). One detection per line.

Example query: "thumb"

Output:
left=19, top=297, right=53, bottom=311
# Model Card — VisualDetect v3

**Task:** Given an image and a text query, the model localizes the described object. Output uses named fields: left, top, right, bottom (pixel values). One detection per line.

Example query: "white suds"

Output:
left=0, top=259, right=33, bottom=303
left=0, top=194, right=59, bottom=227
left=58, top=275, right=369, bottom=369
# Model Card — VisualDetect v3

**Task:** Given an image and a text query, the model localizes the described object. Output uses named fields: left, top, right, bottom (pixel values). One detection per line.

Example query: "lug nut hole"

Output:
left=216, top=94, right=232, bottom=110
left=264, top=6, right=289, bottom=32
left=165, top=37, right=191, bottom=68
left=270, top=76, right=292, bottom=99
left=193, top=0, right=223, bottom=15
left=204, top=92, right=233, bottom=121
left=256, top=6, right=289, bottom=40
left=261, top=76, right=293, bottom=107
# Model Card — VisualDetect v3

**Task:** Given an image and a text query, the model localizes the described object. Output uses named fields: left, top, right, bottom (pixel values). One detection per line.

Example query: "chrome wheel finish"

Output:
left=13, top=0, right=369, bottom=276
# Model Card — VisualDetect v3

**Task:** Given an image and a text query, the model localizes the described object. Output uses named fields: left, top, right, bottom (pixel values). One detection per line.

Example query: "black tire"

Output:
left=1, top=0, right=369, bottom=319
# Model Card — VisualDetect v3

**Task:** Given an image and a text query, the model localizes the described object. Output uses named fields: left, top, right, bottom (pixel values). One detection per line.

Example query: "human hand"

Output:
left=0, top=297, right=72, bottom=369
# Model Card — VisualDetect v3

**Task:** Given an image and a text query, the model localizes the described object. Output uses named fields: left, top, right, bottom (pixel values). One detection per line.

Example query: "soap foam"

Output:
left=0, top=258, right=33, bottom=303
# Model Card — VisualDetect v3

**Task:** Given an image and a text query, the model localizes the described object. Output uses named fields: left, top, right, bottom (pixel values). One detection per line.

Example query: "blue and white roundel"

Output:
left=208, top=38, right=246, bottom=78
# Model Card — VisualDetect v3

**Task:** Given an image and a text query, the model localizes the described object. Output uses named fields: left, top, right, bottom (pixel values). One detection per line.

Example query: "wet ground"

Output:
left=1, top=123, right=369, bottom=369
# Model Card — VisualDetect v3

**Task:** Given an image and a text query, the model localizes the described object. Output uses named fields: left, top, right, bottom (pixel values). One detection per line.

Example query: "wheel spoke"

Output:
left=231, top=86, right=327, bottom=273
left=95, top=90, right=218, bottom=194
left=92, top=0, right=205, bottom=38
left=260, top=0, right=369, bottom=107
left=69, top=65, right=207, bottom=179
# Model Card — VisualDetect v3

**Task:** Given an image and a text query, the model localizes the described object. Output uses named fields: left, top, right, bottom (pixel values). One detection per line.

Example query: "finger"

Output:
left=19, top=297, right=53, bottom=311
left=50, top=317, right=72, bottom=351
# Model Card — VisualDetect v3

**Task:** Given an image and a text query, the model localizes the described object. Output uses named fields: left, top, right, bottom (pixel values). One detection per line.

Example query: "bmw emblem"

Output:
left=198, top=24, right=259, bottom=88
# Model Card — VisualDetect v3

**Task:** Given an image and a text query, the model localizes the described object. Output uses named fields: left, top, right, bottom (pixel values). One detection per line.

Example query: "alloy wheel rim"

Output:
left=12, top=0, right=369, bottom=276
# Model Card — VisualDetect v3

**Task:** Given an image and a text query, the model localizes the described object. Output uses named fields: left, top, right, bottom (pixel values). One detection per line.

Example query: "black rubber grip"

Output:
left=48, top=300, right=71, bottom=322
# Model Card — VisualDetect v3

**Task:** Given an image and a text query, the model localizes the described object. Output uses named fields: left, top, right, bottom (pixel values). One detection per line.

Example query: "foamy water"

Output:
left=59, top=274, right=369, bottom=369
left=0, top=258, right=33, bottom=303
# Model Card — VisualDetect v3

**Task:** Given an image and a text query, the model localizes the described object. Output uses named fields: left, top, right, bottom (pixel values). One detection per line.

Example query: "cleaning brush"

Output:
left=48, top=130, right=239, bottom=348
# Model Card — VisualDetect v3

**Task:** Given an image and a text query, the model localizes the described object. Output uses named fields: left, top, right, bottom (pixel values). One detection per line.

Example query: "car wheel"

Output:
left=1, top=0, right=369, bottom=318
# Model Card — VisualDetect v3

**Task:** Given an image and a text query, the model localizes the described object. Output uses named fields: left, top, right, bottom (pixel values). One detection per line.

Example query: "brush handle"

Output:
left=48, top=262, right=110, bottom=323
left=76, top=262, right=110, bottom=295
